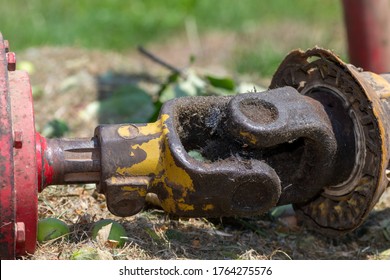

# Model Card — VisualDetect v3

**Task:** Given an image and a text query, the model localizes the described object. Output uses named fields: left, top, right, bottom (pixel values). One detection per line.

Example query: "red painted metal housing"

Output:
left=343, top=0, right=390, bottom=73
left=36, top=133, right=55, bottom=192
left=0, top=34, right=41, bottom=259
left=9, top=70, right=38, bottom=256
left=0, top=33, right=87, bottom=259
left=0, top=34, right=16, bottom=260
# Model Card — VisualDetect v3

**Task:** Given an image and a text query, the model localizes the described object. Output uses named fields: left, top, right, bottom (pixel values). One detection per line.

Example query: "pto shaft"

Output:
left=39, top=137, right=101, bottom=187
left=1, top=35, right=390, bottom=260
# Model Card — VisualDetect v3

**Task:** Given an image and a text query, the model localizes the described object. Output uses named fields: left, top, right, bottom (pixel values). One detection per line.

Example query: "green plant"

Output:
left=37, top=218, right=69, bottom=243
left=91, top=219, right=127, bottom=248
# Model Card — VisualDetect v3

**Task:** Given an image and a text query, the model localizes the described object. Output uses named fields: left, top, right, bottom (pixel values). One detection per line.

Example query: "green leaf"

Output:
left=156, top=73, right=180, bottom=98
left=165, top=229, right=186, bottom=242
left=188, top=72, right=207, bottom=91
left=236, top=82, right=266, bottom=94
left=188, top=150, right=206, bottom=162
left=91, top=219, right=127, bottom=248
left=189, top=55, right=196, bottom=65
left=220, top=251, right=239, bottom=259
left=37, top=218, right=69, bottom=243
left=380, top=219, right=390, bottom=241
left=71, top=247, right=100, bottom=260
left=149, top=100, right=163, bottom=122
left=17, top=60, right=35, bottom=74
left=378, top=248, right=390, bottom=260
left=71, top=247, right=113, bottom=260
left=205, top=75, right=235, bottom=91
left=159, top=72, right=206, bottom=103
left=269, top=204, right=294, bottom=220
left=32, top=85, right=44, bottom=99
left=144, top=227, right=164, bottom=244
left=159, top=83, right=189, bottom=103
left=41, top=119, right=70, bottom=138
left=96, top=85, right=155, bottom=124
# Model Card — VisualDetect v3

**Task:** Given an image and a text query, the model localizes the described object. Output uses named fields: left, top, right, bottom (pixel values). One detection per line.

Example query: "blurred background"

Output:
left=0, top=0, right=345, bottom=76
left=0, top=0, right=346, bottom=138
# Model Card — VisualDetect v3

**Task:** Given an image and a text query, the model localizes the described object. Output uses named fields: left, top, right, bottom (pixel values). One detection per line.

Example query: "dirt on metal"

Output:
left=18, top=41, right=390, bottom=260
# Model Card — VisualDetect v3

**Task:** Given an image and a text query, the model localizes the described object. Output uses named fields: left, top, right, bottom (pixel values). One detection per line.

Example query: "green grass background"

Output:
left=0, top=0, right=343, bottom=75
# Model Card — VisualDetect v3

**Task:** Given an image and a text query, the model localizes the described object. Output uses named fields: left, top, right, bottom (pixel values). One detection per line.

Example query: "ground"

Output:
left=19, top=30, right=390, bottom=260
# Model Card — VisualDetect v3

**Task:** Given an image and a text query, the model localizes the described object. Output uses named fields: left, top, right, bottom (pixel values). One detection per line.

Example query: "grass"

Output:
left=1, top=0, right=342, bottom=51
left=232, top=19, right=348, bottom=76
left=0, top=0, right=343, bottom=76
left=235, top=42, right=285, bottom=77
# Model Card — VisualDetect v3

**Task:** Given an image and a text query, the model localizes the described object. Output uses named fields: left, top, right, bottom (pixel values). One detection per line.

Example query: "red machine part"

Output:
left=0, top=34, right=92, bottom=259
left=10, top=69, right=39, bottom=257
left=0, top=35, right=16, bottom=259
left=342, top=0, right=390, bottom=73
left=0, top=34, right=41, bottom=259
left=36, top=134, right=55, bottom=192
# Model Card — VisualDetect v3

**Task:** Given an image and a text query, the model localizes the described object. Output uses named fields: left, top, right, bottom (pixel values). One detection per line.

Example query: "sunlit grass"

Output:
left=0, top=0, right=341, bottom=51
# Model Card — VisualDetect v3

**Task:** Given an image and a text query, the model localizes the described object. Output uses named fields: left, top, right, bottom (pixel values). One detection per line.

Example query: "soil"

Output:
left=240, top=99, right=278, bottom=124
left=17, top=30, right=390, bottom=260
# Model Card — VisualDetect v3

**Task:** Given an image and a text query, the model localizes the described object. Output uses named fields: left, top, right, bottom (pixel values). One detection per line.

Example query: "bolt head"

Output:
left=15, top=222, right=26, bottom=245
left=13, top=130, right=23, bottom=149
left=6, top=52, right=16, bottom=71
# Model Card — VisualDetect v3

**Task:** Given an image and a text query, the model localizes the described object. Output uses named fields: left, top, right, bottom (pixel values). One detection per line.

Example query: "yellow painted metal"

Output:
left=239, top=131, right=258, bottom=145
left=115, top=114, right=195, bottom=213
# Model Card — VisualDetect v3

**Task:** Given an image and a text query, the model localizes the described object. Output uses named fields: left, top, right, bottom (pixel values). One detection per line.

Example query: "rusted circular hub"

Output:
left=270, top=47, right=390, bottom=234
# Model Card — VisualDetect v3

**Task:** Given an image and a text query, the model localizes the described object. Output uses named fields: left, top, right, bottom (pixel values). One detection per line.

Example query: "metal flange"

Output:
left=0, top=34, right=38, bottom=259
left=270, top=47, right=390, bottom=234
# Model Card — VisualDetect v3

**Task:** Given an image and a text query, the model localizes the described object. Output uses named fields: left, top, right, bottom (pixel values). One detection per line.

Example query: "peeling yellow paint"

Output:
left=164, top=147, right=194, bottom=192
left=159, top=179, right=176, bottom=213
left=137, top=121, right=162, bottom=136
left=157, top=114, right=194, bottom=213
left=107, top=176, right=150, bottom=186
left=334, top=205, right=342, bottom=214
left=108, top=176, right=119, bottom=184
left=118, top=125, right=139, bottom=139
left=240, top=131, right=258, bottom=145
left=161, top=198, right=176, bottom=213
left=178, top=203, right=194, bottom=211
left=128, top=138, right=162, bottom=175
left=318, top=202, right=326, bottom=214
left=115, top=114, right=195, bottom=214
left=202, top=204, right=214, bottom=211
left=347, top=198, right=357, bottom=207
left=367, top=73, right=390, bottom=99
left=122, top=186, right=139, bottom=191
left=116, top=120, right=163, bottom=176
left=121, top=186, right=147, bottom=197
